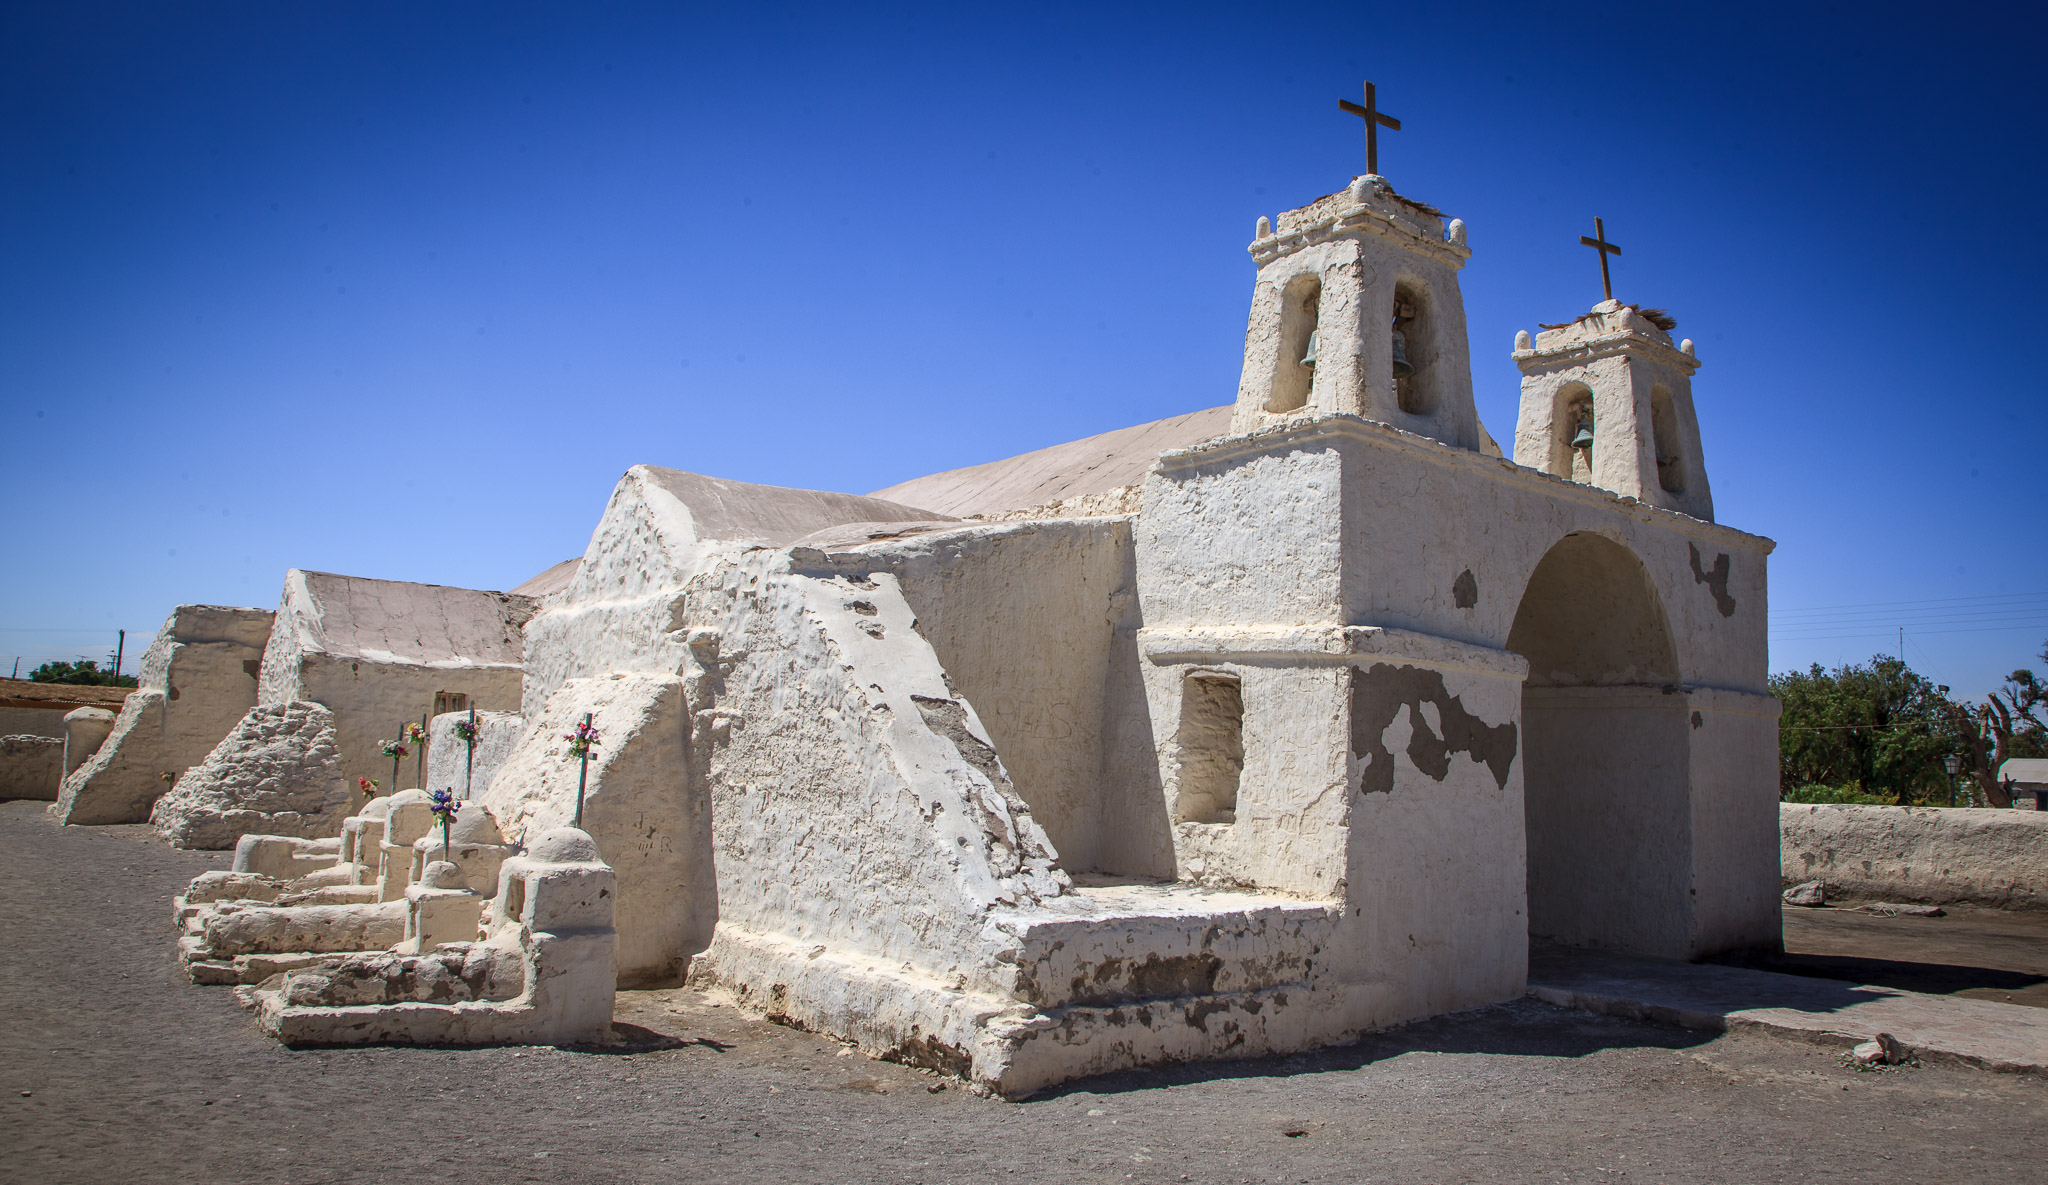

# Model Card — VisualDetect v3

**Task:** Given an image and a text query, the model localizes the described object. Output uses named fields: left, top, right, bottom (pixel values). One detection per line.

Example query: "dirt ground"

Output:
left=3, top=799, right=2046, bottom=1185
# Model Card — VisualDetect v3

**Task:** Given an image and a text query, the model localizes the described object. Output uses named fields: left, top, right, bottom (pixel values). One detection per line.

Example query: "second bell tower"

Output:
left=1510, top=300, right=1715, bottom=522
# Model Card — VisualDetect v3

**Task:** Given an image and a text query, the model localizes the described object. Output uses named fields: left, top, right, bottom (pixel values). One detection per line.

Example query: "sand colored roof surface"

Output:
left=291, top=571, right=536, bottom=667
left=510, top=558, right=582, bottom=599
left=639, top=467, right=951, bottom=547
left=0, top=678, right=133, bottom=712
left=866, top=405, right=1234, bottom=519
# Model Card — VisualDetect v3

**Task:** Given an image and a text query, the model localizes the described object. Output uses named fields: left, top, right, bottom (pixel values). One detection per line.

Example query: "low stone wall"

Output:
left=0, top=706, right=66, bottom=740
left=1, top=735, right=64, bottom=800
left=1781, top=803, right=2048, bottom=911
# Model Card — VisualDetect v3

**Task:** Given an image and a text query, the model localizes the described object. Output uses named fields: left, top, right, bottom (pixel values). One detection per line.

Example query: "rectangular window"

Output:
left=1175, top=673, right=1244, bottom=824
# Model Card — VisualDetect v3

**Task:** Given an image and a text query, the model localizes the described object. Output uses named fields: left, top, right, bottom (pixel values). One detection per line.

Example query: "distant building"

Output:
left=1999, top=758, right=2048, bottom=810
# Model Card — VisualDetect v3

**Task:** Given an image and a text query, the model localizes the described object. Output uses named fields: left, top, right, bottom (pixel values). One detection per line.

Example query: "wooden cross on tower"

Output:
left=1579, top=217, right=1622, bottom=302
left=1338, top=81, right=1401, bottom=178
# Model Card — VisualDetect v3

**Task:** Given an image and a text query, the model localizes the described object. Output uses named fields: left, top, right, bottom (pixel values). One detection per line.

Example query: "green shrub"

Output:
left=1781, top=784, right=1895, bottom=805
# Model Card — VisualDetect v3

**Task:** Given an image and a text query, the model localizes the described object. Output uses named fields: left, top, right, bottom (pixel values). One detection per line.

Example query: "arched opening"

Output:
left=1507, top=532, right=1694, bottom=957
left=1650, top=385, right=1685, bottom=494
left=1392, top=280, right=1436, bottom=416
left=1553, top=384, right=1594, bottom=483
left=1266, top=274, right=1321, bottom=413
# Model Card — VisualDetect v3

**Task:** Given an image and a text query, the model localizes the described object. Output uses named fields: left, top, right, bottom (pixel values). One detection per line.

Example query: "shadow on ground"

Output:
left=1712, top=905, right=2048, bottom=1009
left=1729, top=951, right=2047, bottom=998
left=1021, top=996, right=1718, bottom=1101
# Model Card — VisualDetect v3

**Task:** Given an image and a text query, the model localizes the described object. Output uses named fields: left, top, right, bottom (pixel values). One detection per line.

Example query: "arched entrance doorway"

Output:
left=1507, top=532, right=1693, bottom=957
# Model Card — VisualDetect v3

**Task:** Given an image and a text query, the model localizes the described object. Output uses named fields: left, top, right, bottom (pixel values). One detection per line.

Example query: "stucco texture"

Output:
left=426, top=709, right=522, bottom=801
left=52, top=605, right=273, bottom=826
left=0, top=736, right=63, bottom=800
left=253, top=570, right=535, bottom=786
left=150, top=701, right=350, bottom=849
left=1781, top=803, right=2048, bottom=910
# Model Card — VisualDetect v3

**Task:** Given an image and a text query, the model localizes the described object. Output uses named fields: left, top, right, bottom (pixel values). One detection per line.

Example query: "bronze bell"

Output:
left=1390, top=328, right=1414, bottom=379
left=1571, top=418, right=1595, bottom=449
left=1299, top=329, right=1319, bottom=370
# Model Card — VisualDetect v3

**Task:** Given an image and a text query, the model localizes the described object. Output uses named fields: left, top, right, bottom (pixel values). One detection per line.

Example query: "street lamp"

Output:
left=1943, top=754, right=1961, bottom=806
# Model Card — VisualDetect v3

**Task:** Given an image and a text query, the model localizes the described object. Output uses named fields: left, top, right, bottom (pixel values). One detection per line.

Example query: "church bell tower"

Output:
left=1229, top=173, right=1483, bottom=452
left=1509, top=222, right=1714, bottom=521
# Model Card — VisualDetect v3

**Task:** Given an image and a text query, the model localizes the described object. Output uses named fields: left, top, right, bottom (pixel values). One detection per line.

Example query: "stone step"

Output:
left=1529, top=945, right=2048, bottom=1077
left=997, top=879, right=1340, bottom=1010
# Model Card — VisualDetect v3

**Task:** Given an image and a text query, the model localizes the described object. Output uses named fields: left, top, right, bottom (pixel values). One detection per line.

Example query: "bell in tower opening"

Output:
left=1566, top=391, right=1594, bottom=483
left=1263, top=277, right=1322, bottom=413
left=1392, top=290, right=1436, bottom=415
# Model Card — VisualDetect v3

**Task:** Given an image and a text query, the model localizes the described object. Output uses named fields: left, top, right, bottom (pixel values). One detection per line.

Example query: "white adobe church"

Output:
left=85, top=124, right=1779, bottom=1096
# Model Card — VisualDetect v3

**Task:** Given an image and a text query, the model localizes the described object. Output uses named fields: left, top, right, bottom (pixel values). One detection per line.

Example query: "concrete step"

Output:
left=997, top=878, right=1340, bottom=1010
left=1529, top=945, right=2048, bottom=1077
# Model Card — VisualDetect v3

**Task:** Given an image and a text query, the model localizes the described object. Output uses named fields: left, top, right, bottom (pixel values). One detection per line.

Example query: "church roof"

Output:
left=867, top=405, right=1234, bottom=519
left=285, top=570, right=535, bottom=668
left=510, top=557, right=581, bottom=599
left=638, top=467, right=950, bottom=548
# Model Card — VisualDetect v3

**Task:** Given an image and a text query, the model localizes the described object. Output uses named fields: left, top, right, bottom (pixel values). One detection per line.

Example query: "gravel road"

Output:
left=3, top=799, right=2043, bottom=1185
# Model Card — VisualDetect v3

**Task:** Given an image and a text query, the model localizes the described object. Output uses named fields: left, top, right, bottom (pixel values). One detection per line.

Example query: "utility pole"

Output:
left=113, top=630, right=125, bottom=681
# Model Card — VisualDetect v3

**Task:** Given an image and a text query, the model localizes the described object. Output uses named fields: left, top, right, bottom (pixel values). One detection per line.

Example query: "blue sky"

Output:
left=4, top=2, right=2043, bottom=698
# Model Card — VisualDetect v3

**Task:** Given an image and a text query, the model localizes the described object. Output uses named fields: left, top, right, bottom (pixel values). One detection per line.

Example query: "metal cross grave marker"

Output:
left=574, top=712, right=592, bottom=827
left=1337, top=81, right=1401, bottom=178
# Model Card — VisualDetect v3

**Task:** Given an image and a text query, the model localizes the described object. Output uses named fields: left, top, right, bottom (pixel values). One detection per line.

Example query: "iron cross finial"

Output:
left=1338, top=81, right=1401, bottom=178
left=1580, top=217, right=1622, bottom=303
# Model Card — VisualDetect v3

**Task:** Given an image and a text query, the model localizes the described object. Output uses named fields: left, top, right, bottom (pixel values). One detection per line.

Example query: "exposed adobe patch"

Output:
left=1349, top=664, right=1516, bottom=795
left=910, top=695, right=1008, bottom=788
left=1688, top=543, right=1737, bottom=618
left=1452, top=568, right=1478, bottom=609
left=1064, top=953, right=1222, bottom=1008
left=884, top=1033, right=972, bottom=1078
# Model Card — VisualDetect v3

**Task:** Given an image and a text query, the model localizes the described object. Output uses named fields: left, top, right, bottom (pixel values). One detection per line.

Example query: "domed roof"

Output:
left=446, top=806, right=504, bottom=845
left=419, top=860, right=470, bottom=891
left=526, top=827, right=601, bottom=864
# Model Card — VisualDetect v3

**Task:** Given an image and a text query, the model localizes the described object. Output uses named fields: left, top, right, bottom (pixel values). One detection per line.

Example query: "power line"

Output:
left=1773, top=590, right=2048, bottom=616
left=1770, top=623, right=2048, bottom=641
left=1772, top=611, right=2048, bottom=629
left=1771, top=610, right=2048, bottom=629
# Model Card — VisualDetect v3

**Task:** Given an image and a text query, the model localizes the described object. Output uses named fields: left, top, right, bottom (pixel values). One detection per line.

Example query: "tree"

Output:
left=26, top=659, right=138, bottom=688
left=1947, top=641, right=2048, bottom=808
left=1772, top=655, right=1961, bottom=804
